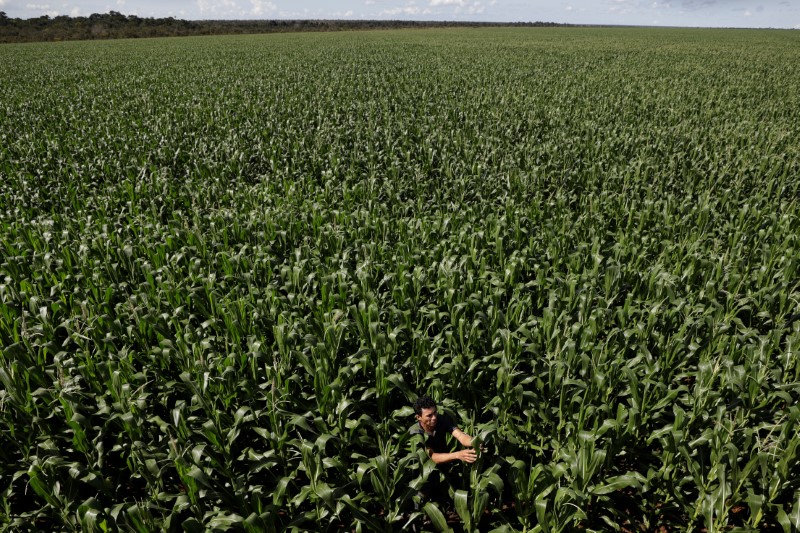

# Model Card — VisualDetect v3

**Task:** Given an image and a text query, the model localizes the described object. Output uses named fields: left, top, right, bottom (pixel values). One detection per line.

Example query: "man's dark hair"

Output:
left=413, top=394, right=437, bottom=416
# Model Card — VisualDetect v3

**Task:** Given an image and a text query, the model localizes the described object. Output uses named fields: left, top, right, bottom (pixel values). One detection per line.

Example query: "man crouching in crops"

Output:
left=409, top=395, right=477, bottom=507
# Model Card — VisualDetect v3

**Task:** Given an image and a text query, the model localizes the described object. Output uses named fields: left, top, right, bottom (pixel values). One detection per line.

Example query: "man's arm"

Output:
left=452, top=428, right=473, bottom=447
left=428, top=447, right=477, bottom=464
left=424, top=427, right=477, bottom=464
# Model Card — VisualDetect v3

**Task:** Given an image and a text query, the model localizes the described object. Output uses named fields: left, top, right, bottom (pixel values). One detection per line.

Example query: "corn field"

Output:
left=1, top=27, right=800, bottom=531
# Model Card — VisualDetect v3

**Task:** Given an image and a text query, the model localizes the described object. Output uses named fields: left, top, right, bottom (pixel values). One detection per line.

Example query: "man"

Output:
left=409, top=395, right=477, bottom=505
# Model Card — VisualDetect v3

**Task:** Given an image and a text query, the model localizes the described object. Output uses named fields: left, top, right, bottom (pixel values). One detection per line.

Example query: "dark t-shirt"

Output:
left=408, top=414, right=456, bottom=454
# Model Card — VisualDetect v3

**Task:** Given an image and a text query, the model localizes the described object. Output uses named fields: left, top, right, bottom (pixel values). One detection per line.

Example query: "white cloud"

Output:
left=428, top=0, right=485, bottom=15
left=196, top=0, right=239, bottom=17
left=608, top=0, right=639, bottom=15
left=70, top=5, right=81, bottom=15
left=382, top=6, right=427, bottom=15
left=465, top=2, right=484, bottom=14
left=250, top=0, right=276, bottom=16
left=25, top=2, right=60, bottom=15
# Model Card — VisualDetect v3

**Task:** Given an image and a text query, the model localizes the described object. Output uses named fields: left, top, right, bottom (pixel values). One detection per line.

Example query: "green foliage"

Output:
left=1, top=27, right=799, bottom=531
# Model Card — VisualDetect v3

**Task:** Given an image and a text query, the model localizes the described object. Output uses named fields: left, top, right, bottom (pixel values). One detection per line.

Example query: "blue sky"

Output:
left=3, top=0, right=799, bottom=28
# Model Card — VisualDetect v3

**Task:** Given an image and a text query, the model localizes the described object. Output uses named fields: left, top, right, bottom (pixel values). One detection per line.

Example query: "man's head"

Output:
left=414, top=395, right=438, bottom=434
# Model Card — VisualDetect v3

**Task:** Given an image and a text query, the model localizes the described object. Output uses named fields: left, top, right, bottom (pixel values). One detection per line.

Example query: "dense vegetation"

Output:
left=1, top=28, right=799, bottom=531
left=0, top=12, right=566, bottom=44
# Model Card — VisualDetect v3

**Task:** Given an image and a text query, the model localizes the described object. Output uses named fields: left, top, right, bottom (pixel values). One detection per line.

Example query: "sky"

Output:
left=2, top=0, right=799, bottom=29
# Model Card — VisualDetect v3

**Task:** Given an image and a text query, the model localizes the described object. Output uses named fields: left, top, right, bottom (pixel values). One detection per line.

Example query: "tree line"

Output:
left=0, top=11, right=571, bottom=43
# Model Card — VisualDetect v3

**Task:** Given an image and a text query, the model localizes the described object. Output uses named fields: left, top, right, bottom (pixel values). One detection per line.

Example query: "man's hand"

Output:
left=457, top=448, right=478, bottom=463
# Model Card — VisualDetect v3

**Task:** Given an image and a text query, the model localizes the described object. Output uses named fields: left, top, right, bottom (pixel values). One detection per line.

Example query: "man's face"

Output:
left=416, top=407, right=438, bottom=434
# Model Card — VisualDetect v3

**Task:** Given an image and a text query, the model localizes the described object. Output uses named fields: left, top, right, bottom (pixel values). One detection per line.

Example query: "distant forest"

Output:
left=0, top=11, right=570, bottom=43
